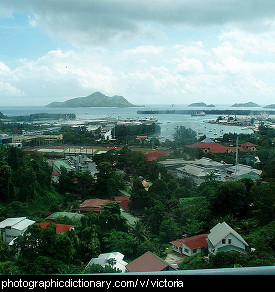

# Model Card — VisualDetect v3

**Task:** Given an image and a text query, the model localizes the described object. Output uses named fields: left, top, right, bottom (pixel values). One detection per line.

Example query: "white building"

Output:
left=86, top=252, right=128, bottom=273
left=0, top=217, right=36, bottom=244
left=207, top=222, right=249, bottom=255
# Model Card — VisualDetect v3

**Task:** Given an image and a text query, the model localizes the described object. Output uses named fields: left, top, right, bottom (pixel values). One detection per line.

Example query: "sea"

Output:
left=0, top=104, right=268, bottom=141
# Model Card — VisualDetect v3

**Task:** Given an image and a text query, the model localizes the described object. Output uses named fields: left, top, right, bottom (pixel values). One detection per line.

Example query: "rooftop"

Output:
left=126, top=251, right=176, bottom=272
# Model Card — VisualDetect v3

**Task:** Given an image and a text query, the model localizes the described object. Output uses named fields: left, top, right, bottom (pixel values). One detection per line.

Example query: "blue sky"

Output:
left=1, top=0, right=275, bottom=106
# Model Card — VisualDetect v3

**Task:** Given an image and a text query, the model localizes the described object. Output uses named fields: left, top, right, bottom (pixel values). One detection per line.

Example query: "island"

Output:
left=232, top=102, right=261, bottom=107
left=188, top=102, right=215, bottom=107
left=46, top=91, right=135, bottom=108
left=264, top=104, right=275, bottom=109
left=0, top=112, right=76, bottom=122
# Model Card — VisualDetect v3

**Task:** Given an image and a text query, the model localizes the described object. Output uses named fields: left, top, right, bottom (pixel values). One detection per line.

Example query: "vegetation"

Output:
left=0, top=123, right=274, bottom=274
left=46, top=91, right=135, bottom=108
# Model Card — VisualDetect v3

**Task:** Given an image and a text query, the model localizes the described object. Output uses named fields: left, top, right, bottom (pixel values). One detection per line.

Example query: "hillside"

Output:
left=232, top=102, right=261, bottom=107
left=46, top=92, right=135, bottom=108
left=188, top=102, right=215, bottom=107
left=264, top=104, right=275, bottom=109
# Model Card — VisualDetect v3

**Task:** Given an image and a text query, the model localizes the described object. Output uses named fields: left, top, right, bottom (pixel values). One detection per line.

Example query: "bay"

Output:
left=0, top=104, right=260, bottom=141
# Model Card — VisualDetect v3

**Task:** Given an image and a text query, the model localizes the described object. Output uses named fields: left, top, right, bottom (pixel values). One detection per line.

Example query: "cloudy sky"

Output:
left=1, top=0, right=275, bottom=106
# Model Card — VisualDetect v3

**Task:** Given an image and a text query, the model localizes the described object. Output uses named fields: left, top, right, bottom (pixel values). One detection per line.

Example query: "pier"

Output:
left=137, top=109, right=275, bottom=115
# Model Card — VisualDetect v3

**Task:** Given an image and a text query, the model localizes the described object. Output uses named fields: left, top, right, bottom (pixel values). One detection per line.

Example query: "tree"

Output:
left=210, top=181, right=248, bottom=218
left=103, top=230, right=138, bottom=258
left=173, top=126, right=197, bottom=146
left=0, top=161, right=12, bottom=202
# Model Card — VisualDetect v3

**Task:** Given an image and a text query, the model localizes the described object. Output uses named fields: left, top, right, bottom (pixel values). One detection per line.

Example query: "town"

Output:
left=0, top=112, right=274, bottom=275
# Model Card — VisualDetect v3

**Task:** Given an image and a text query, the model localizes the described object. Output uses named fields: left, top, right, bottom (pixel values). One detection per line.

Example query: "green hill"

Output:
left=232, top=102, right=261, bottom=107
left=46, top=91, right=135, bottom=108
left=188, top=102, right=215, bottom=107
left=264, top=104, right=275, bottom=109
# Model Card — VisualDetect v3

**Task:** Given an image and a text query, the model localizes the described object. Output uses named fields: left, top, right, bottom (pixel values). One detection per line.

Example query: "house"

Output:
left=45, top=212, right=84, bottom=223
left=240, top=142, right=257, bottom=151
left=51, top=171, right=60, bottom=183
left=186, top=138, right=231, bottom=154
left=125, top=251, right=176, bottom=272
left=186, top=137, right=250, bottom=154
left=0, top=217, right=35, bottom=244
left=53, top=160, right=75, bottom=174
left=226, top=164, right=262, bottom=180
left=207, top=222, right=249, bottom=255
left=170, top=234, right=209, bottom=257
left=35, top=222, right=74, bottom=234
left=114, top=196, right=131, bottom=210
left=74, top=198, right=114, bottom=213
left=86, top=252, right=128, bottom=273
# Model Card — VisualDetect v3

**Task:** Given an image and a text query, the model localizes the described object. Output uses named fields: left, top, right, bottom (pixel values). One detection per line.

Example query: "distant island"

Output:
left=46, top=91, right=135, bottom=108
left=232, top=102, right=261, bottom=107
left=0, top=112, right=7, bottom=119
left=188, top=102, right=215, bottom=107
left=0, top=112, right=76, bottom=122
left=264, top=104, right=275, bottom=109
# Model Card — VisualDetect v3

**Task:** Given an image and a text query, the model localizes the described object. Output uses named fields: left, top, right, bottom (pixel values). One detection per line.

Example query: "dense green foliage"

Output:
left=0, top=124, right=275, bottom=274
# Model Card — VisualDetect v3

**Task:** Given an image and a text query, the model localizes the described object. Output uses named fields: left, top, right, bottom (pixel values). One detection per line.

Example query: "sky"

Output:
left=1, top=0, right=275, bottom=106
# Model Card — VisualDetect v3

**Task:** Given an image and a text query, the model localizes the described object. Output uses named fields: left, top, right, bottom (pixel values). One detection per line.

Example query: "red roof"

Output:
left=186, top=142, right=248, bottom=153
left=186, top=142, right=230, bottom=153
left=77, top=198, right=114, bottom=212
left=126, top=251, right=176, bottom=272
left=36, top=222, right=73, bottom=234
left=170, top=234, right=208, bottom=250
left=52, top=171, right=59, bottom=176
left=240, top=142, right=257, bottom=147
left=114, top=196, right=131, bottom=209
left=144, top=150, right=169, bottom=161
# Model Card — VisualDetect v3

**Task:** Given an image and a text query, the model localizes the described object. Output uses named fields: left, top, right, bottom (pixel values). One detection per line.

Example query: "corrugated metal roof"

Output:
left=0, top=217, right=35, bottom=231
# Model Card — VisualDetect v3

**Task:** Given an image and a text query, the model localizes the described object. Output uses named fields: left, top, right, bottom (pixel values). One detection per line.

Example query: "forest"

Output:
left=0, top=124, right=274, bottom=274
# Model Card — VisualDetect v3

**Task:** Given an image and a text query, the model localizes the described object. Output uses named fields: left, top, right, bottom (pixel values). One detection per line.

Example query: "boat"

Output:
left=191, top=111, right=206, bottom=116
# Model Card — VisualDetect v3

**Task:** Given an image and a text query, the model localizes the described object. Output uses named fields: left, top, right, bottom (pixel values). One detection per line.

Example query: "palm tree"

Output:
left=130, top=221, right=148, bottom=244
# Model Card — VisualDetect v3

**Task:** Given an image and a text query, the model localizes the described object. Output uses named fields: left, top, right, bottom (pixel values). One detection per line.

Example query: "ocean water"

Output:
left=0, top=104, right=258, bottom=141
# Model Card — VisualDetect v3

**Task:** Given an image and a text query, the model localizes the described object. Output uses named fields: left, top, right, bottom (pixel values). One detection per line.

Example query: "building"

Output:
left=86, top=252, right=128, bottom=273
left=0, top=134, right=12, bottom=146
left=226, top=164, right=262, bottom=180
left=53, top=160, right=75, bottom=174
left=240, top=142, right=257, bottom=151
left=66, top=155, right=97, bottom=176
left=12, top=134, right=63, bottom=144
left=35, top=222, right=74, bottom=234
left=45, top=212, right=84, bottom=223
left=170, top=234, right=209, bottom=257
left=125, top=251, right=176, bottom=272
left=160, top=157, right=261, bottom=184
left=0, top=217, right=35, bottom=244
left=74, top=198, right=115, bottom=213
left=207, top=222, right=249, bottom=255
left=185, top=137, right=251, bottom=154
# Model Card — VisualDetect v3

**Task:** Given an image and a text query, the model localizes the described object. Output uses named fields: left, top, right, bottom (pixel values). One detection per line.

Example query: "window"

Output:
left=222, top=239, right=226, bottom=244
left=228, top=239, right=232, bottom=244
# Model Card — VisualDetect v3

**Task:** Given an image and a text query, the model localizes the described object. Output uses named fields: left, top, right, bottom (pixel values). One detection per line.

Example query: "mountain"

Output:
left=46, top=92, right=136, bottom=108
left=232, top=102, right=261, bottom=107
left=264, top=104, right=275, bottom=109
left=188, top=102, right=215, bottom=107
left=0, top=112, right=7, bottom=119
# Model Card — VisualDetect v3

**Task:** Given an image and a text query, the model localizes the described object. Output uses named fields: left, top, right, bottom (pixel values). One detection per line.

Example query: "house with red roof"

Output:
left=36, top=222, right=73, bottom=234
left=114, top=196, right=131, bottom=210
left=125, top=251, right=176, bottom=272
left=170, top=234, right=209, bottom=257
left=186, top=138, right=254, bottom=154
left=74, top=198, right=114, bottom=213
left=240, top=142, right=257, bottom=151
